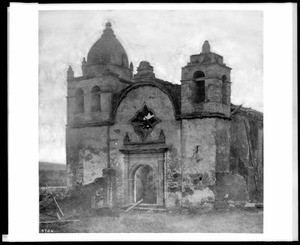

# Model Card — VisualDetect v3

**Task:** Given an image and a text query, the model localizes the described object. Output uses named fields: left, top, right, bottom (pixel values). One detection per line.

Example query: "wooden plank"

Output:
left=125, top=199, right=143, bottom=213
left=231, top=104, right=243, bottom=116
left=39, top=194, right=52, bottom=204
left=40, top=219, right=79, bottom=224
left=56, top=212, right=61, bottom=220
left=46, top=184, right=65, bottom=217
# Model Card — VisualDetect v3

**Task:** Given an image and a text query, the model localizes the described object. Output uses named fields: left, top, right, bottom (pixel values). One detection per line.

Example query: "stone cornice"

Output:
left=120, top=143, right=169, bottom=154
left=67, top=73, right=132, bottom=84
left=177, top=112, right=231, bottom=120
left=190, top=52, right=223, bottom=58
left=66, top=121, right=114, bottom=128
left=182, top=62, right=232, bottom=70
left=180, top=77, right=232, bottom=83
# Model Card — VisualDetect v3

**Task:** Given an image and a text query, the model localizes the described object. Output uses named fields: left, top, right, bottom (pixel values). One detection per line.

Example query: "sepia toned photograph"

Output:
left=39, top=9, right=264, bottom=233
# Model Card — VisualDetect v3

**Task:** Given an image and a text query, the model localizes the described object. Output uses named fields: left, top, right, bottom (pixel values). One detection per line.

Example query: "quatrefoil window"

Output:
left=130, top=105, right=161, bottom=141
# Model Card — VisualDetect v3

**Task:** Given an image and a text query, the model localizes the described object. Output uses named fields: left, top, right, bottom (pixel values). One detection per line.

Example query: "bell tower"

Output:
left=181, top=41, right=231, bottom=118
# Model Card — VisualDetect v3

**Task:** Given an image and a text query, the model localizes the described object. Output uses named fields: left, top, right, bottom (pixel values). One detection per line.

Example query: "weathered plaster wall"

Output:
left=180, top=80, right=230, bottom=117
left=111, top=85, right=181, bottom=208
left=67, top=75, right=128, bottom=125
left=213, top=118, right=249, bottom=202
left=229, top=112, right=263, bottom=202
left=180, top=118, right=217, bottom=207
left=180, top=55, right=231, bottom=118
left=215, top=118, right=231, bottom=173
left=66, top=126, right=108, bottom=186
left=66, top=77, right=263, bottom=208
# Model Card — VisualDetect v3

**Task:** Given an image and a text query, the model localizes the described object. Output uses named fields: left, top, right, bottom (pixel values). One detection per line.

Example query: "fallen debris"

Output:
left=40, top=185, right=80, bottom=225
left=244, top=202, right=256, bottom=208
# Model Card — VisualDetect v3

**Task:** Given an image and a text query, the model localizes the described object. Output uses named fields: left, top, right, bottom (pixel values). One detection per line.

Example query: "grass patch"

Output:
left=40, top=208, right=263, bottom=233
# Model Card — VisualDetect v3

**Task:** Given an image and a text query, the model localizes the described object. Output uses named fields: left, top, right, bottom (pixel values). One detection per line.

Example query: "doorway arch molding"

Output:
left=120, top=145, right=168, bottom=207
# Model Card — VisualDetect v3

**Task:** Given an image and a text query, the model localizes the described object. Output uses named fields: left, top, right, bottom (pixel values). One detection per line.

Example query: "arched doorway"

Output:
left=134, top=165, right=157, bottom=204
left=121, top=149, right=167, bottom=207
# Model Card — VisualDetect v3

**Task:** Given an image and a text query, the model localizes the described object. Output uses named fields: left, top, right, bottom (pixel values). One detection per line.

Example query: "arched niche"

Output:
left=75, top=88, right=84, bottom=113
left=222, top=75, right=229, bottom=105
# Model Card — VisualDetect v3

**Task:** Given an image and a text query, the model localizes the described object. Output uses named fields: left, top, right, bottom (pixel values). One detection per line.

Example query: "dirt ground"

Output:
left=40, top=207, right=263, bottom=233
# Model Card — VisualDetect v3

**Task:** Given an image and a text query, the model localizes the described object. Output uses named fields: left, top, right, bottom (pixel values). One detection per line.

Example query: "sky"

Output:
left=39, top=10, right=263, bottom=164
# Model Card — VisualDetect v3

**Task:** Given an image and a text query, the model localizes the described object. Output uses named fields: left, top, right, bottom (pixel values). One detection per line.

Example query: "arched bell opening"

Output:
left=192, top=71, right=206, bottom=103
left=91, top=86, right=101, bottom=112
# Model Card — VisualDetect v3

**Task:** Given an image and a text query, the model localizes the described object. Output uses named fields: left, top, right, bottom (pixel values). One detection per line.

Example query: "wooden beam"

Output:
left=231, top=104, right=243, bottom=116
left=56, top=212, right=61, bottom=220
left=125, top=199, right=143, bottom=213
left=40, top=219, right=79, bottom=224
left=46, top=184, right=65, bottom=217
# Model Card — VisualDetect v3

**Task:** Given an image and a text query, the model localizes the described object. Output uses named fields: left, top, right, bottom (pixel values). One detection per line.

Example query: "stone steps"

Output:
left=123, top=202, right=263, bottom=212
left=133, top=206, right=167, bottom=212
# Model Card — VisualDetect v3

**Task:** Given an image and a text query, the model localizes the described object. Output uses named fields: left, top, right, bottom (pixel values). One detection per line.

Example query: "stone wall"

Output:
left=180, top=80, right=230, bottom=117
left=112, top=85, right=181, bottom=208
left=66, top=126, right=108, bottom=186
left=66, top=78, right=263, bottom=208
left=67, top=75, right=128, bottom=125
left=229, top=108, right=263, bottom=202
left=180, top=118, right=217, bottom=207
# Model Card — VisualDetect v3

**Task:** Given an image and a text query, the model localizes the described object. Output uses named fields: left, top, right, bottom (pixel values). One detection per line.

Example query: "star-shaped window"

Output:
left=130, top=105, right=161, bottom=141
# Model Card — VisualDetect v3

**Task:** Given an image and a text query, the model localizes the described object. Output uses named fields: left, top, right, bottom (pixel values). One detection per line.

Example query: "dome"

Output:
left=87, top=22, right=129, bottom=68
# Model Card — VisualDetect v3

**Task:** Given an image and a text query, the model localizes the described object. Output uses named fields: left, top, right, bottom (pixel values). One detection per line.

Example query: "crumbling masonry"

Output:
left=66, top=22, right=263, bottom=209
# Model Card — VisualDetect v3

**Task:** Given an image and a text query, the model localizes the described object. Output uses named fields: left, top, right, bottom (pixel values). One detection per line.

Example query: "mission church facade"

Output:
left=66, top=22, right=263, bottom=208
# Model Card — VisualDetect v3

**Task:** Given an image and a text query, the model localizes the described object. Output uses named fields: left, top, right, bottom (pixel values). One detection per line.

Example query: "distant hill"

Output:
left=39, top=162, right=66, bottom=171
left=39, top=162, right=66, bottom=187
